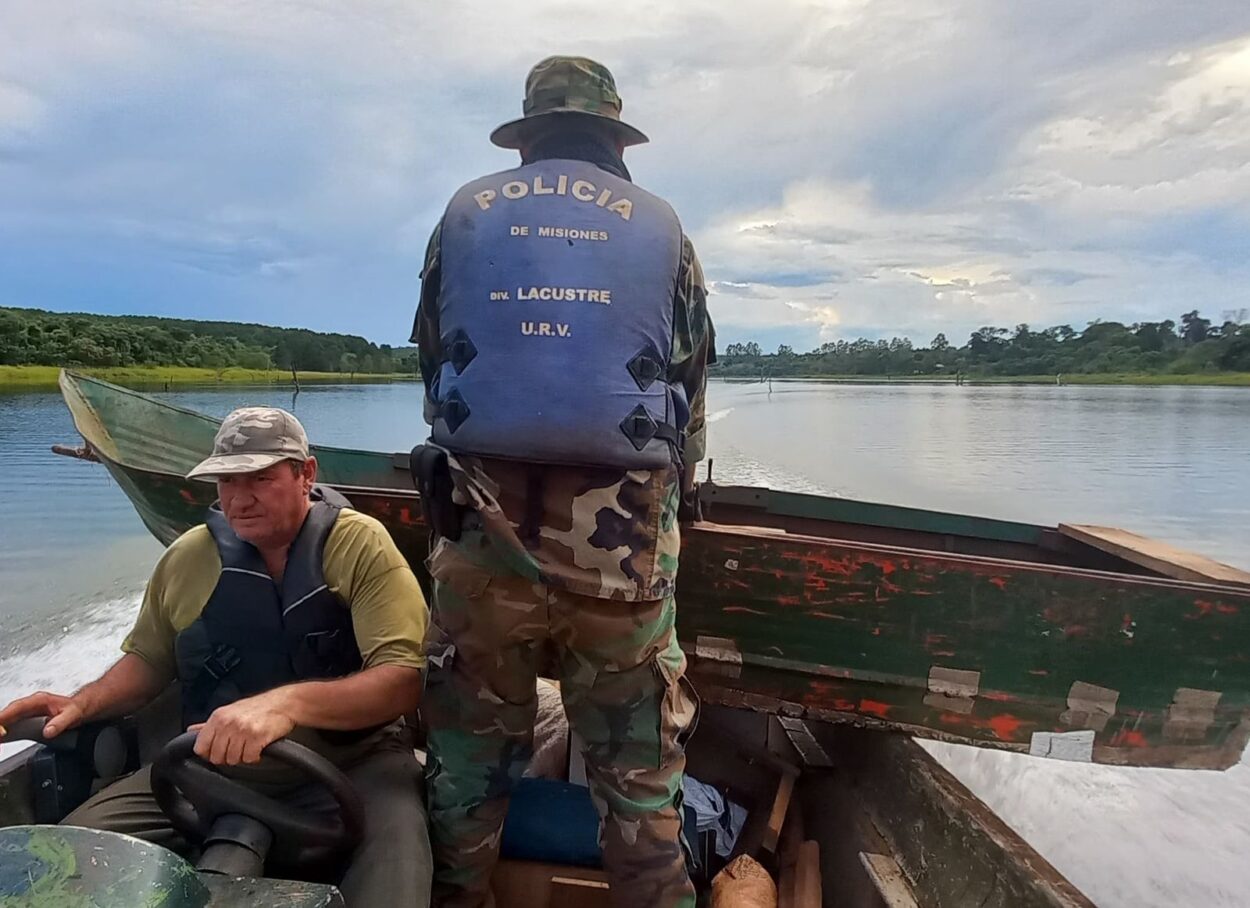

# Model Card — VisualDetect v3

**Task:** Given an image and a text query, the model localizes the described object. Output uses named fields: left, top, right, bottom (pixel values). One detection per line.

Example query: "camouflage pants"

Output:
left=423, top=531, right=699, bottom=908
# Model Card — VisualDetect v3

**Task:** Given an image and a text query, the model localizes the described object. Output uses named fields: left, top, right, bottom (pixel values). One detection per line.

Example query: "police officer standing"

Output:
left=412, top=56, right=714, bottom=908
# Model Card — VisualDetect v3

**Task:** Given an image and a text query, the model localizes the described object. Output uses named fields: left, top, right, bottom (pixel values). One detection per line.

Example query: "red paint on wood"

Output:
left=987, top=713, right=1023, bottom=741
left=798, top=552, right=857, bottom=577
left=989, top=577, right=1008, bottom=590
left=1189, top=600, right=1218, bottom=619
left=859, top=699, right=892, bottom=719
left=1110, top=729, right=1150, bottom=748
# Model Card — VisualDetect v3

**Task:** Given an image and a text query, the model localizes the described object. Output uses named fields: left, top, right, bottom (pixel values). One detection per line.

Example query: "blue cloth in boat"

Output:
left=500, top=778, right=603, bottom=868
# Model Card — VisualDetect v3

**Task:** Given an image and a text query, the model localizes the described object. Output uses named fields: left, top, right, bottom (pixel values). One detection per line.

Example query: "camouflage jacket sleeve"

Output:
left=410, top=220, right=444, bottom=425
left=669, top=235, right=716, bottom=468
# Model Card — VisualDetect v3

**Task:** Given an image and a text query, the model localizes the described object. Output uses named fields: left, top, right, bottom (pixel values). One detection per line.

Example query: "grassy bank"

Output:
left=973, top=372, right=1250, bottom=386
left=0, top=365, right=418, bottom=389
left=722, top=372, right=1250, bottom=387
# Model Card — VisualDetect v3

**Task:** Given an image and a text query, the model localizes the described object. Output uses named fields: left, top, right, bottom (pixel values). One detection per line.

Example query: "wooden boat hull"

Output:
left=58, top=371, right=1250, bottom=770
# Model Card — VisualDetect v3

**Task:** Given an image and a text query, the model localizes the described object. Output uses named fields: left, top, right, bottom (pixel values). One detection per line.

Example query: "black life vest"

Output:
left=173, top=487, right=365, bottom=735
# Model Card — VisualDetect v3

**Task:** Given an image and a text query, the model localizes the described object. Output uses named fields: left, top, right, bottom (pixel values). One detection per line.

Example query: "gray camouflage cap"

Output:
left=186, top=406, right=310, bottom=481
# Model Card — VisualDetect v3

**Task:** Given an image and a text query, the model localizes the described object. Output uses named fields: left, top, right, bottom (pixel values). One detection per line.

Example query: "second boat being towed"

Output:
left=54, top=370, right=1250, bottom=772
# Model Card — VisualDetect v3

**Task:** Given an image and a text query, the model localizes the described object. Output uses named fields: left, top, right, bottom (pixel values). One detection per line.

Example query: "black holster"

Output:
left=410, top=444, right=463, bottom=542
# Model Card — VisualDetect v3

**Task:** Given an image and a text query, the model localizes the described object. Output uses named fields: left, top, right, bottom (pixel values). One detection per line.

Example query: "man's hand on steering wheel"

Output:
left=189, top=688, right=297, bottom=766
left=153, top=730, right=367, bottom=868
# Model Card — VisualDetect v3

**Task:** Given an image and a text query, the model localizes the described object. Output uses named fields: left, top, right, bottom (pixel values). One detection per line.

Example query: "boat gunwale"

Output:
left=60, top=369, right=407, bottom=466
left=701, top=481, right=1048, bottom=544
left=83, top=440, right=1250, bottom=599
left=690, top=519, right=1250, bottom=596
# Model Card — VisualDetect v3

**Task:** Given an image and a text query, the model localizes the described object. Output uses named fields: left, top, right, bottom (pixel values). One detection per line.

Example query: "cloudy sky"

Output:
left=2, top=1, right=1248, bottom=352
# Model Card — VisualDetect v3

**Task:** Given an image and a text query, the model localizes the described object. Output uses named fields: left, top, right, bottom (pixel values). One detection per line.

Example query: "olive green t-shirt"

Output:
left=122, top=509, right=428, bottom=785
left=123, top=508, right=428, bottom=683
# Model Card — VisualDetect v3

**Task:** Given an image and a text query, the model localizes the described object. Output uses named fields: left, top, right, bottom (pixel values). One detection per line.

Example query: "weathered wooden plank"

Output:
left=779, top=870, right=796, bottom=908
left=762, top=772, right=797, bottom=854
left=549, top=876, right=612, bottom=908
left=777, top=807, right=805, bottom=908
left=792, top=842, right=822, bottom=908
left=816, top=727, right=1095, bottom=908
left=492, top=860, right=611, bottom=908
left=777, top=717, right=834, bottom=768
left=679, top=522, right=1250, bottom=769
left=858, top=853, right=917, bottom=908
left=800, top=771, right=915, bottom=908
left=1060, top=523, right=1250, bottom=587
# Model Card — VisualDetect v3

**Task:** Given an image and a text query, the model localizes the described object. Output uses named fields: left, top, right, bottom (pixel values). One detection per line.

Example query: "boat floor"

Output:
left=0, top=692, right=1094, bottom=908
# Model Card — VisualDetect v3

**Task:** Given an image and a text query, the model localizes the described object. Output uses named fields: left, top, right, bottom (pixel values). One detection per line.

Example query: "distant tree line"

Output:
left=716, top=311, right=1250, bottom=378
left=0, top=307, right=418, bottom=375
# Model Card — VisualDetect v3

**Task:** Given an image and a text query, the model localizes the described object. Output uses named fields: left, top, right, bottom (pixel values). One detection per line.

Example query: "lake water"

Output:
left=2, top=379, right=1249, bottom=906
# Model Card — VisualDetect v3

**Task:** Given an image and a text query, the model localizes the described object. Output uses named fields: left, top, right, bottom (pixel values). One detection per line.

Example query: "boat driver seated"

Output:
left=0, top=406, right=433, bottom=907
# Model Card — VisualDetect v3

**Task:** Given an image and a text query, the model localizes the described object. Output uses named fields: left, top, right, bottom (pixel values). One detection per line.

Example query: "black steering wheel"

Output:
left=151, top=731, right=366, bottom=868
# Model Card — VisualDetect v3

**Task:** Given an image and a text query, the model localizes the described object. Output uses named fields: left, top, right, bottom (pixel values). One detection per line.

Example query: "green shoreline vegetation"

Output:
left=1, top=306, right=419, bottom=390
left=4, top=305, right=1249, bottom=390
left=714, top=309, right=1250, bottom=386
left=726, top=372, right=1250, bottom=387
left=0, top=364, right=417, bottom=389
left=6, top=365, right=1249, bottom=389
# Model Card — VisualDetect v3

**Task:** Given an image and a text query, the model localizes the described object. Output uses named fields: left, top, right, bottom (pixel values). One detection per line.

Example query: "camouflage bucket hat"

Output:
left=186, top=406, right=310, bottom=481
left=490, top=55, right=649, bottom=150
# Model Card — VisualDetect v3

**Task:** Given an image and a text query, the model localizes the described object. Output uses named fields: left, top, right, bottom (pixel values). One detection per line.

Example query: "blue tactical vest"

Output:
left=173, top=487, right=367, bottom=738
left=430, top=159, right=687, bottom=469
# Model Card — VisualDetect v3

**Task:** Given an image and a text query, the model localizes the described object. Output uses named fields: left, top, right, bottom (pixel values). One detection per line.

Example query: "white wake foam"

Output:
left=922, top=740, right=1250, bottom=906
left=0, top=592, right=143, bottom=761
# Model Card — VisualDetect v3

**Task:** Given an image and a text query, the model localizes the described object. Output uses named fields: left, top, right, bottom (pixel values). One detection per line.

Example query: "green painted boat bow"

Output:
left=56, top=371, right=1250, bottom=770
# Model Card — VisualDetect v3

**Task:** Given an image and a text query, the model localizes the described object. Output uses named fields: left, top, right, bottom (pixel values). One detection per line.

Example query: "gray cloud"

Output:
left=0, top=1, right=1247, bottom=348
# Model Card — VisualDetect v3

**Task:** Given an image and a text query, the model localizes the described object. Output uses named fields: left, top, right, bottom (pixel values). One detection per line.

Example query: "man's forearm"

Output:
left=74, top=653, right=166, bottom=721
left=264, top=664, right=423, bottom=731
